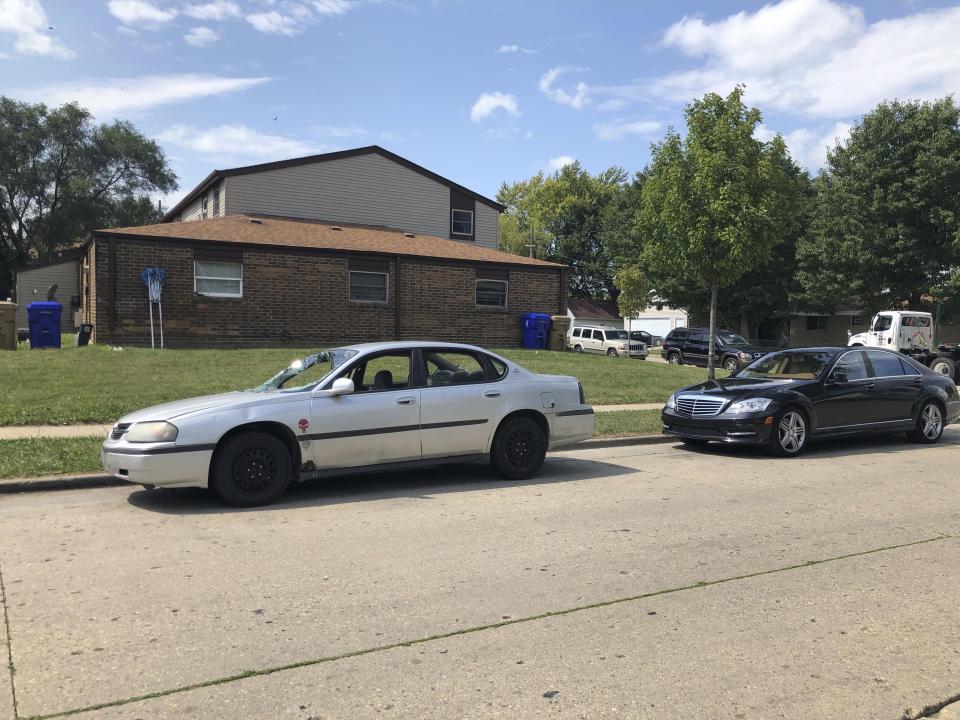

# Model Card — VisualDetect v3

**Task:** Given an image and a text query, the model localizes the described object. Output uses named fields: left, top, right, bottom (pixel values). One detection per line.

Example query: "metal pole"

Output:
left=158, top=299, right=164, bottom=349
left=148, top=301, right=155, bottom=349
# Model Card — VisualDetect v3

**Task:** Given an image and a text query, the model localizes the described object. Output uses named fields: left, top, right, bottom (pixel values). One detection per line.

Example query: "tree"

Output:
left=638, top=86, right=795, bottom=378
left=497, top=162, right=631, bottom=299
left=614, top=264, right=653, bottom=319
left=796, top=98, right=960, bottom=321
left=0, top=98, right=177, bottom=296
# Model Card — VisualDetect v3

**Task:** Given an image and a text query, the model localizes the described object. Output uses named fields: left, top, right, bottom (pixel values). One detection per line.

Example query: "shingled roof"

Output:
left=93, top=214, right=564, bottom=269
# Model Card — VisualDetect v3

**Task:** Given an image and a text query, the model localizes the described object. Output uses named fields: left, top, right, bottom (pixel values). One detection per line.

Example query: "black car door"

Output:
left=815, top=350, right=877, bottom=430
left=686, top=331, right=708, bottom=366
left=865, top=350, right=922, bottom=423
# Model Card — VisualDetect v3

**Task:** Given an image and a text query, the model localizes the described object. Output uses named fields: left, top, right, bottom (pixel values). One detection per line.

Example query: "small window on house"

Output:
left=212, top=188, right=221, bottom=217
left=349, top=271, right=388, bottom=303
left=850, top=314, right=863, bottom=326
left=806, top=315, right=829, bottom=331
left=451, top=209, right=474, bottom=236
left=194, top=260, right=242, bottom=297
left=476, top=279, right=507, bottom=308
left=201, top=195, right=209, bottom=219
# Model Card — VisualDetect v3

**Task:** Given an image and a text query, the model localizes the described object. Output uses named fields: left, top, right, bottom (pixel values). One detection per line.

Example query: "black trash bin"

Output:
left=77, top=323, right=94, bottom=347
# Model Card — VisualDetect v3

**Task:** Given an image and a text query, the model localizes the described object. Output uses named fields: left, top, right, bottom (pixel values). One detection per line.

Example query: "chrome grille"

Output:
left=675, top=396, right=725, bottom=418
left=629, top=343, right=646, bottom=352
left=111, top=423, right=131, bottom=440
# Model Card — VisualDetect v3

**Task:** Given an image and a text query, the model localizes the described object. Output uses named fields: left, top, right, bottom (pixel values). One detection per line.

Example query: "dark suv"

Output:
left=661, top=328, right=767, bottom=372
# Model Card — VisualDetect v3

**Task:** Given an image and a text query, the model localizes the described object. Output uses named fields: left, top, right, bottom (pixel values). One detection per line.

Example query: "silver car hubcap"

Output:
left=779, top=412, right=806, bottom=452
left=922, top=404, right=943, bottom=440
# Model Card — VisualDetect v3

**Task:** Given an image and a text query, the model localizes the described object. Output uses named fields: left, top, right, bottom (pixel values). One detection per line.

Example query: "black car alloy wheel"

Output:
left=212, top=431, right=292, bottom=507
left=505, top=428, right=536, bottom=469
left=232, top=447, right=277, bottom=492
left=492, top=417, right=546, bottom=481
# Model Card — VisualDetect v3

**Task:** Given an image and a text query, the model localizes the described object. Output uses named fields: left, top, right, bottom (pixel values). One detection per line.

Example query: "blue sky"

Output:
left=2, top=0, right=959, bottom=208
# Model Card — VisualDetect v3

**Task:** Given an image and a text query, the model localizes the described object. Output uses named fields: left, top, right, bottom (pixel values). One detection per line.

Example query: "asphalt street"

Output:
left=1, top=429, right=958, bottom=719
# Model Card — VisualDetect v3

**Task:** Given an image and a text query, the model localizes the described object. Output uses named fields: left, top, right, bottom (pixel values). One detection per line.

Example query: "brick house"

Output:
left=80, top=146, right=565, bottom=348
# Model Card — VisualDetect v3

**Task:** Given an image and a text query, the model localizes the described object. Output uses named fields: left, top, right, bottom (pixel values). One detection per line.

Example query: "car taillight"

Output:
left=578, top=382, right=586, bottom=405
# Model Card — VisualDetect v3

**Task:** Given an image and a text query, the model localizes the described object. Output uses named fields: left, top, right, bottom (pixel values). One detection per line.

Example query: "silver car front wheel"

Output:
left=770, top=409, right=807, bottom=457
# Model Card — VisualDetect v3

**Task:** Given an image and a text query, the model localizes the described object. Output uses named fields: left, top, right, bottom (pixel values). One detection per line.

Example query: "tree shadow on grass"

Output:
left=126, top=454, right=637, bottom=516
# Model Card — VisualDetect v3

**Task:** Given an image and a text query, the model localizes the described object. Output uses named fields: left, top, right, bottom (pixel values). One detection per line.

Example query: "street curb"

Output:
left=0, top=435, right=672, bottom=494
left=559, top=434, right=672, bottom=450
left=0, top=473, right=124, bottom=494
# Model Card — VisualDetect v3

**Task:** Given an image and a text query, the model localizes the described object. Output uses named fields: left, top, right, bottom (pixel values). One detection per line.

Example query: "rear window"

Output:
left=867, top=350, right=906, bottom=377
left=668, top=330, right=688, bottom=342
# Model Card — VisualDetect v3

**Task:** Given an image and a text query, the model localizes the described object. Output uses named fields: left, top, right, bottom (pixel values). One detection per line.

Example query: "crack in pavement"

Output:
left=19, top=533, right=956, bottom=720
left=0, top=559, right=19, bottom=720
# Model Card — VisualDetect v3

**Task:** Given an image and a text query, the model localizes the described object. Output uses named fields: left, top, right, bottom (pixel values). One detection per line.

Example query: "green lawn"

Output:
left=0, top=343, right=717, bottom=426
left=0, top=409, right=662, bottom=479
left=0, top=437, right=105, bottom=479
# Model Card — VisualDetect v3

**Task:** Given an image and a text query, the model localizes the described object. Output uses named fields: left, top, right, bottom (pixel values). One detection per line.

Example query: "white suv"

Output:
left=569, top=326, right=648, bottom=359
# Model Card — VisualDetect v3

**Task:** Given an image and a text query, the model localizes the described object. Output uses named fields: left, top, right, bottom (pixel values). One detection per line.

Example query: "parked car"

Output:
left=628, top=330, right=654, bottom=348
left=101, top=342, right=595, bottom=506
left=661, top=347, right=960, bottom=456
left=569, top=326, right=648, bottom=359
left=661, top=327, right=767, bottom=372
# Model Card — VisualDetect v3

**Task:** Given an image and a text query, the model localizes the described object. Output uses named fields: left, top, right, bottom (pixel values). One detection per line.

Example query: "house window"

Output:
left=806, top=315, right=829, bottom=331
left=850, top=314, right=863, bottom=326
left=476, top=279, right=507, bottom=308
left=194, top=260, right=242, bottom=298
left=349, top=271, right=388, bottom=303
left=212, top=188, right=220, bottom=217
left=451, top=209, right=474, bottom=236
left=201, top=195, right=209, bottom=219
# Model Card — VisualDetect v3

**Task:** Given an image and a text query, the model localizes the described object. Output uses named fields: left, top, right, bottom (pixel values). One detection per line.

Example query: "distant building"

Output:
left=566, top=298, right=688, bottom=340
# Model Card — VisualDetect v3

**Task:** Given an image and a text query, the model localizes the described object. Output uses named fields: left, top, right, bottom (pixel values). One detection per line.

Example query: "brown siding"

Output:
left=90, top=238, right=563, bottom=348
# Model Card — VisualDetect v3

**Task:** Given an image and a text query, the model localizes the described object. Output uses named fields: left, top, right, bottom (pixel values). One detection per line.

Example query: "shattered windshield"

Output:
left=250, top=348, right=359, bottom=392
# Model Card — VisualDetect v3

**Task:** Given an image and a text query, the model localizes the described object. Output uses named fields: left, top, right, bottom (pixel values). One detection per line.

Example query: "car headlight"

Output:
left=739, top=351, right=752, bottom=359
left=665, top=393, right=677, bottom=410
left=725, top=398, right=773, bottom=414
left=617, top=343, right=627, bottom=349
left=125, top=421, right=178, bottom=443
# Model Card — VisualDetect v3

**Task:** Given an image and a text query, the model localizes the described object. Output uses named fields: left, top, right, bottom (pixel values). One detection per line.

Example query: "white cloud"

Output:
left=158, top=123, right=323, bottom=159
left=310, top=0, right=353, bottom=16
left=184, top=26, right=218, bottom=47
left=593, top=119, right=661, bottom=141
left=108, top=0, right=177, bottom=26
left=653, top=0, right=960, bottom=118
left=470, top=91, right=520, bottom=122
left=545, top=155, right=575, bottom=171
left=31, top=74, right=269, bottom=116
left=595, top=98, right=628, bottom=112
left=0, top=0, right=74, bottom=58
left=497, top=44, right=535, bottom=55
left=246, top=10, right=302, bottom=35
left=539, top=66, right=589, bottom=110
left=181, top=1, right=241, bottom=21
left=312, top=124, right=369, bottom=138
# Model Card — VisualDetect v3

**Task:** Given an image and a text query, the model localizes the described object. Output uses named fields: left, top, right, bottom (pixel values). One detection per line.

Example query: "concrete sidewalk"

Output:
left=0, top=405, right=665, bottom=441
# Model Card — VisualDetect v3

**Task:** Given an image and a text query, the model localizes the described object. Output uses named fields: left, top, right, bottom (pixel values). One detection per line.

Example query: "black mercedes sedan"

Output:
left=661, top=347, right=960, bottom=456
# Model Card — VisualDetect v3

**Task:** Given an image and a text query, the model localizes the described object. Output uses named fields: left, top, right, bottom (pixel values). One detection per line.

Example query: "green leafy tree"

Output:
left=498, top=162, right=631, bottom=299
left=0, top=97, right=177, bottom=296
left=796, top=98, right=960, bottom=321
left=639, top=86, right=795, bottom=378
left=614, top=264, right=653, bottom=319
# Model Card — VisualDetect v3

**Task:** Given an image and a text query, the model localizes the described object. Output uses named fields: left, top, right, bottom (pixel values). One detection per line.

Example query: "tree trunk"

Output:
left=707, top=278, right=719, bottom=380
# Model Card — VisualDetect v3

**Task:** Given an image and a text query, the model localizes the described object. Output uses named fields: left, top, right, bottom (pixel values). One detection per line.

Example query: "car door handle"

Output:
left=864, top=383, right=876, bottom=390
left=484, top=390, right=502, bottom=398
left=396, top=396, right=416, bottom=405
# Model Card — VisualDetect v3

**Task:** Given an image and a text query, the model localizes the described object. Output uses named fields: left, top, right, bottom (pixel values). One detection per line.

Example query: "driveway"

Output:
left=1, top=430, right=958, bottom=719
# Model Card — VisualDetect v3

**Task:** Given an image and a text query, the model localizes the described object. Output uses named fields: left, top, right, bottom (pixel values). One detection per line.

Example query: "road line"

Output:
left=23, top=533, right=954, bottom=720
left=0, top=560, right=19, bottom=720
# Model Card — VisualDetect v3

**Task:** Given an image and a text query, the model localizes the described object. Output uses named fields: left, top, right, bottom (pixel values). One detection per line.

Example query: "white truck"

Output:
left=848, top=310, right=960, bottom=380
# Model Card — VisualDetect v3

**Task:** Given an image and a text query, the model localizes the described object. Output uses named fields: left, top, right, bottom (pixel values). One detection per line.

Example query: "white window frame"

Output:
left=451, top=208, right=474, bottom=236
left=349, top=271, right=389, bottom=304
left=194, top=260, right=243, bottom=298
left=475, top=278, right=508, bottom=308
left=201, top=195, right=209, bottom=219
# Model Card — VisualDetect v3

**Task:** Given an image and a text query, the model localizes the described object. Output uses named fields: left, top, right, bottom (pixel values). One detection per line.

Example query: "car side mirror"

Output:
left=828, top=371, right=848, bottom=385
left=846, top=329, right=852, bottom=337
left=316, top=377, right=354, bottom=397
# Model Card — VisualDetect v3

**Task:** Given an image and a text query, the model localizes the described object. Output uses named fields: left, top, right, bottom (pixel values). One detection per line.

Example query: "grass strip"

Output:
left=0, top=438, right=104, bottom=479
left=25, top=534, right=950, bottom=720
left=0, top=344, right=717, bottom=426
left=593, top=409, right=662, bottom=437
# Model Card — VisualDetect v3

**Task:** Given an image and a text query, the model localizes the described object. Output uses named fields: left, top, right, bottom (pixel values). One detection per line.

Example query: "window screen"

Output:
left=451, top=209, right=474, bottom=235
left=194, top=260, right=242, bottom=297
left=476, top=279, right=507, bottom=308
left=349, top=271, right=388, bottom=303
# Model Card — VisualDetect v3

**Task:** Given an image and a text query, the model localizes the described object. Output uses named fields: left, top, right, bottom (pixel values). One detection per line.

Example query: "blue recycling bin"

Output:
left=520, top=312, right=552, bottom=349
left=27, top=302, right=62, bottom=349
